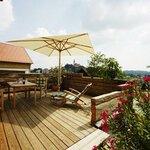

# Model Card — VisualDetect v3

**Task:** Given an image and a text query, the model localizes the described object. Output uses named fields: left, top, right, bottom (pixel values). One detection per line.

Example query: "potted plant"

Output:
left=49, top=67, right=59, bottom=91
left=49, top=67, right=67, bottom=91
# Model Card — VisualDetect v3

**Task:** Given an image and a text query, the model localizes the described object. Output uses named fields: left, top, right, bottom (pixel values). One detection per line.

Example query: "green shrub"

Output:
left=99, top=76, right=150, bottom=150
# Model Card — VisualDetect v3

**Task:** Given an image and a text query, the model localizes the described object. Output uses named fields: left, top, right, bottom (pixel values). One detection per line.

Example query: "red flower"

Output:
left=100, top=110, right=108, bottom=122
left=100, top=110, right=109, bottom=132
left=115, top=103, right=124, bottom=113
left=107, top=137, right=116, bottom=150
left=92, top=145, right=97, bottom=150
left=100, top=121, right=109, bottom=132
left=118, top=96, right=128, bottom=105
left=143, top=76, right=150, bottom=82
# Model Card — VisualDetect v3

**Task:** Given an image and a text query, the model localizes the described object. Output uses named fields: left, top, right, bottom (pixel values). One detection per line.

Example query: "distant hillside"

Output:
left=124, top=70, right=150, bottom=77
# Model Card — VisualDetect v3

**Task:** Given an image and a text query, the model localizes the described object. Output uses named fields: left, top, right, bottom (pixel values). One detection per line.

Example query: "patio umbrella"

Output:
left=8, top=33, right=96, bottom=90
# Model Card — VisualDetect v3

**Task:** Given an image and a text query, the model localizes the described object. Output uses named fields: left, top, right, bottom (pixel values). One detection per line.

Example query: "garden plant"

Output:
left=93, top=76, right=150, bottom=150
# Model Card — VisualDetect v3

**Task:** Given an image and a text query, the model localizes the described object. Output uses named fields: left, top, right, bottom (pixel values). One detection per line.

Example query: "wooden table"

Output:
left=7, top=81, right=37, bottom=109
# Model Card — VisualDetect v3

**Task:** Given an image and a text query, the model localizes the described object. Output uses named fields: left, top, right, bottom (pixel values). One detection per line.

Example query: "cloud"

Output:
left=81, top=0, right=150, bottom=70
left=34, top=27, right=50, bottom=36
left=82, top=0, right=150, bottom=31
left=0, top=0, right=14, bottom=31
left=26, top=27, right=67, bottom=38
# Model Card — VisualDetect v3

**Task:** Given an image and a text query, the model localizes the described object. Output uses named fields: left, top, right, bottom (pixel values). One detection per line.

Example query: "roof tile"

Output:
left=0, top=43, right=33, bottom=64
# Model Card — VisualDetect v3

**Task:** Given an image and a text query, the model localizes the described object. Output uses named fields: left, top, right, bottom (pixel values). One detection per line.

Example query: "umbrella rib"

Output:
left=33, top=44, right=49, bottom=51
left=64, top=33, right=87, bottom=40
left=66, top=41, right=93, bottom=48
left=44, top=40, right=59, bottom=50
left=40, top=33, right=87, bottom=42
left=41, top=33, right=92, bottom=48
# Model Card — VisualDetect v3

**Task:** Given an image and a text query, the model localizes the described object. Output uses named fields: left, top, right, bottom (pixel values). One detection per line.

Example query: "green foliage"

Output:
left=49, top=67, right=67, bottom=85
left=87, top=52, right=105, bottom=78
left=102, top=57, right=124, bottom=80
left=87, top=52, right=124, bottom=80
left=100, top=77, right=150, bottom=150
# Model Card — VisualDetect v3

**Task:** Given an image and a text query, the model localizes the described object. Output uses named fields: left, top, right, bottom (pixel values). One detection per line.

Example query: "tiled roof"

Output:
left=0, top=43, right=33, bottom=64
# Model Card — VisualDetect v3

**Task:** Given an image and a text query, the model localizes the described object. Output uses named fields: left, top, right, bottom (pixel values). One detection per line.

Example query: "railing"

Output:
left=91, top=91, right=121, bottom=126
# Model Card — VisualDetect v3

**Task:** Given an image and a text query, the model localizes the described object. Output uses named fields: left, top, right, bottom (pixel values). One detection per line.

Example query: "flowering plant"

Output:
left=98, top=76, right=150, bottom=150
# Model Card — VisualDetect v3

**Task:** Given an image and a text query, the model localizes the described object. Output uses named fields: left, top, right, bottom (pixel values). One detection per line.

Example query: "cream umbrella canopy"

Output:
left=8, top=33, right=96, bottom=90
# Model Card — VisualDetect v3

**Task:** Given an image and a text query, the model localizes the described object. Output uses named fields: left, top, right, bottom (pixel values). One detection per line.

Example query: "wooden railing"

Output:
left=91, top=91, right=121, bottom=126
left=63, top=73, right=125, bottom=96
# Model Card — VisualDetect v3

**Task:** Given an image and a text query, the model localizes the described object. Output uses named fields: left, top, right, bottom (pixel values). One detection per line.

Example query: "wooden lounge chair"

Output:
left=36, top=77, right=47, bottom=99
left=63, top=83, right=92, bottom=108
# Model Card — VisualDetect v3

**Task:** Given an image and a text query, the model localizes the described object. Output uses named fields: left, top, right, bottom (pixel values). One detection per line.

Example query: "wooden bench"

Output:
left=91, top=91, right=121, bottom=125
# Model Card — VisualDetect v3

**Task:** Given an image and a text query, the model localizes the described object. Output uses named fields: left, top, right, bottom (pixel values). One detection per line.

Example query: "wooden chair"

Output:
left=63, top=83, right=92, bottom=108
left=36, top=77, right=47, bottom=99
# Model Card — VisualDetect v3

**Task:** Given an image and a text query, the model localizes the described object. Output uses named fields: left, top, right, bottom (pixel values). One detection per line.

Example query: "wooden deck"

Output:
left=0, top=93, right=108, bottom=150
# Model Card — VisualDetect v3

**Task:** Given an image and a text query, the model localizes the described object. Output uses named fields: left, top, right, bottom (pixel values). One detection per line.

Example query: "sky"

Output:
left=0, top=0, right=150, bottom=71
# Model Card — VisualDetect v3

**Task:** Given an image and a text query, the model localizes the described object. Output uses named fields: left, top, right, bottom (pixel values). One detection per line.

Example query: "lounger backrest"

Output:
left=78, top=83, right=92, bottom=97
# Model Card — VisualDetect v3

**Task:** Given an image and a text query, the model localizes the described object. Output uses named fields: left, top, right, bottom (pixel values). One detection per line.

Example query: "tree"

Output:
left=87, top=53, right=124, bottom=79
left=102, top=57, right=124, bottom=80
left=87, top=52, right=105, bottom=78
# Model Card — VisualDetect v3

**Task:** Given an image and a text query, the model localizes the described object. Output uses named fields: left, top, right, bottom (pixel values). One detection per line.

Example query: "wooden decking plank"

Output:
left=52, top=103, right=91, bottom=121
left=45, top=99, right=91, bottom=122
left=6, top=109, right=33, bottom=150
left=33, top=103, right=80, bottom=142
left=1, top=112, right=21, bottom=150
left=0, top=94, right=100, bottom=150
left=47, top=105, right=93, bottom=134
left=39, top=99, right=89, bottom=138
left=67, top=129, right=109, bottom=150
left=20, top=101, right=72, bottom=148
left=0, top=115, right=9, bottom=150
left=17, top=103, right=60, bottom=150
left=53, top=106, right=95, bottom=133
left=53, top=105, right=91, bottom=123
left=36, top=102, right=85, bottom=139
left=41, top=101, right=90, bottom=136
left=39, top=103, right=86, bottom=139
left=12, top=109, right=46, bottom=150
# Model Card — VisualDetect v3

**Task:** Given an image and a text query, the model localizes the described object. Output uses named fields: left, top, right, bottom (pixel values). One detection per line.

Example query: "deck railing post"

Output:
left=91, top=98, right=96, bottom=126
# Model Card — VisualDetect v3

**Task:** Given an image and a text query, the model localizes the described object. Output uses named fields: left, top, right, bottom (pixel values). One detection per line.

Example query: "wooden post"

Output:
left=91, top=98, right=96, bottom=126
left=58, top=50, right=61, bottom=91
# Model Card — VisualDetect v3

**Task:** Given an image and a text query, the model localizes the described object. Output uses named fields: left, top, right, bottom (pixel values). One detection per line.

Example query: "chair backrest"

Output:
left=36, top=77, right=47, bottom=88
left=78, top=83, right=92, bottom=97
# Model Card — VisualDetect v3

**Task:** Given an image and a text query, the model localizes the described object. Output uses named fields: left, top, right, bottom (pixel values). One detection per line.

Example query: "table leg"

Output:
left=25, top=88, right=27, bottom=99
left=34, top=87, right=36, bottom=105
left=8, top=87, right=10, bottom=101
left=13, top=87, right=16, bottom=109
left=28, top=90, right=30, bottom=99
left=1, top=92, right=4, bottom=112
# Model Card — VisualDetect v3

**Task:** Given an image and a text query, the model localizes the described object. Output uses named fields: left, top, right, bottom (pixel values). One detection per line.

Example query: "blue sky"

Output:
left=0, top=0, right=150, bottom=71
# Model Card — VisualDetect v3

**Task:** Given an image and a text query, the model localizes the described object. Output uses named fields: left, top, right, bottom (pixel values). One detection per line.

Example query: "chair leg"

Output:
left=1, top=94, right=4, bottom=112
left=79, top=98, right=86, bottom=105
left=40, top=88, right=42, bottom=99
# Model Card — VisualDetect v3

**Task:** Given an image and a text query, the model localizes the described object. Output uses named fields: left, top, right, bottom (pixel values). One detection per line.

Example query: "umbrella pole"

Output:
left=58, top=50, right=61, bottom=91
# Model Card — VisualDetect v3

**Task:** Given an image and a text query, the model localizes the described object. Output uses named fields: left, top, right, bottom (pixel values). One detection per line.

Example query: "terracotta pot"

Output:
left=52, top=85, right=59, bottom=91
